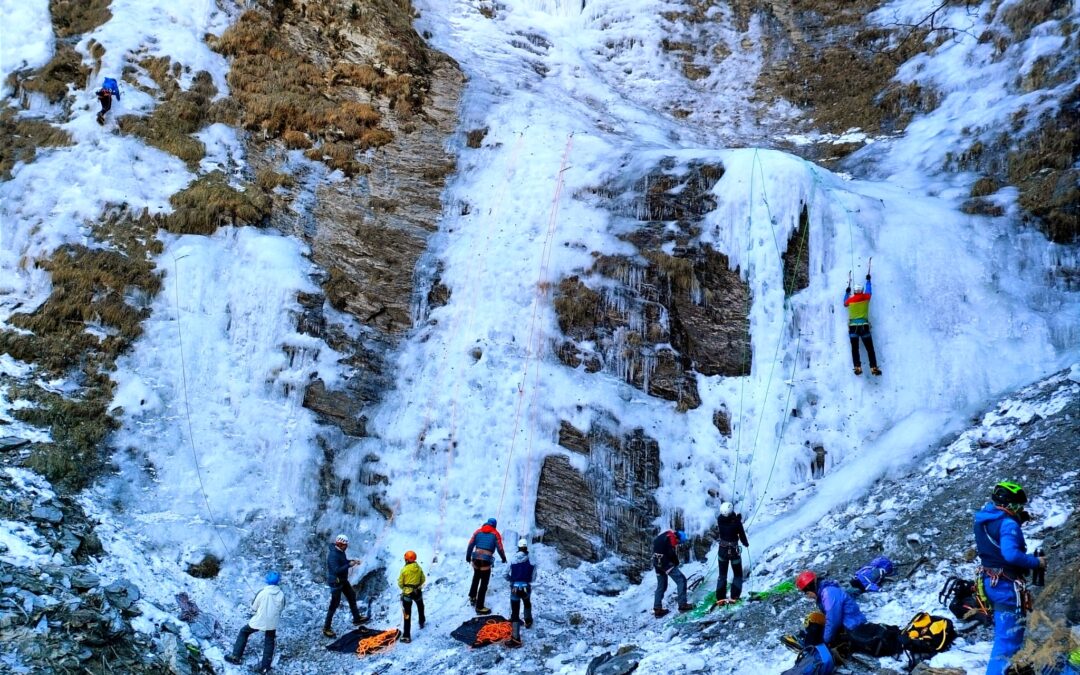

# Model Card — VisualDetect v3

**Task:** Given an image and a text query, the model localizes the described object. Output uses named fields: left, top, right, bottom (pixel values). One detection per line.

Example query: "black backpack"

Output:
left=938, top=576, right=991, bottom=624
left=847, top=622, right=903, bottom=657
left=901, top=612, right=957, bottom=659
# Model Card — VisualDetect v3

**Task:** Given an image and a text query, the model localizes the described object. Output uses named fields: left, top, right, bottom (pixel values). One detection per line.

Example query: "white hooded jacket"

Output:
left=248, top=585, right=285, bottom=631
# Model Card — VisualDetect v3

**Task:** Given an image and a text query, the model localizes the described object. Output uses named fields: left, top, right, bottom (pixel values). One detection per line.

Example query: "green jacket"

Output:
left=398, top=562, right=425, bottom=596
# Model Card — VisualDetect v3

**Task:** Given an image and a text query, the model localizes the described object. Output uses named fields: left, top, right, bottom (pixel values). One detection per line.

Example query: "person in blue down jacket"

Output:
left=796, top=570, right=867, bottom=647
left=466, top=517, right=507, bottom=615
left=974, top=481, right=1046, bottom=675
left=322, top=534, right=365, bottom=638
left=505, top=538, right=535, bottom=647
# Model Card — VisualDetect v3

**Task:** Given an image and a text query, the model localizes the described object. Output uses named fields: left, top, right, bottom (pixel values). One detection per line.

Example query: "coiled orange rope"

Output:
left=356, top=629, right=399, bottom=656
left=475, top=620, right=513, bottom=646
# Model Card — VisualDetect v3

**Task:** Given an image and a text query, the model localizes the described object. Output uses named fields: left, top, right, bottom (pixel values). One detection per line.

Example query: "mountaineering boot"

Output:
left=524, top=618, right=533, bottom=629
left=351, top=615, right=367, bottom=625
left=322, top=628, right=336, bottom=638
left=678, top=603, right=695, bottom=612
left=871, top=366, right=882, bottom=376
left=418, top=619, right=425, bottom=630
left=853, top=366, right=863, bottom=375
left=468, top=596, right=476, bottom=607
left=476, top=607, right=492, bottom=615
left=224, top=655, right=241, bottom=665
left=400, top=636, right=411, bottom=643
left=653, top=608, right=670, bottom=618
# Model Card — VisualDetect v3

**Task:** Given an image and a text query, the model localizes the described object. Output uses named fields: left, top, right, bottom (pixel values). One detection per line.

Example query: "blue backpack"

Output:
left=102, top=77, right=121, bottom=100
left=851, top=556, right=895, bottom=592
left=781, top=644, right=834, bottom=675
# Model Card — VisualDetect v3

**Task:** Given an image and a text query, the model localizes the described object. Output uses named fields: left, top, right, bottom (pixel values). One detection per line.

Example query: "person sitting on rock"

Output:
left=398, top=550, right=425, bottom=643
left=226, top=571, right=285, bottom=674
left=505, top=537, right=536, bottom=647
left=714, top=502, right=749, bottom=604
left=466, top=517, right=506, bottom=615
left=652, top=529, right=692, bottom=617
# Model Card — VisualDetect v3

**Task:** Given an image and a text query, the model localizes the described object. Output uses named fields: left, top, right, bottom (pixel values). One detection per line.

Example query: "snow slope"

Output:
left=1, top=0, right=1078, bottom=673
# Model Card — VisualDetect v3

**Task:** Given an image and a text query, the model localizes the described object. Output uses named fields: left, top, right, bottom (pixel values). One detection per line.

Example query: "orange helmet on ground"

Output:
left=404, top=550, right=417, bottom=563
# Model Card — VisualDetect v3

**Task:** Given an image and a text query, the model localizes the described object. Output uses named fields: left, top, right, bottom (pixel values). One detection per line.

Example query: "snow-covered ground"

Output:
left=1, top=0, right=1078, bottom=673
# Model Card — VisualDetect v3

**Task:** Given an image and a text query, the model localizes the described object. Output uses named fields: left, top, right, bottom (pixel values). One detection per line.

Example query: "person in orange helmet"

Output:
left=398, top=550, right=426, bottom=643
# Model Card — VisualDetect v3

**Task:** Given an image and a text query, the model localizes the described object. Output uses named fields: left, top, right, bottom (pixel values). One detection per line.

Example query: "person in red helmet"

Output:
left=795, top=570, right=867, bottom=647
left=398, top=550, right=426, bottom=643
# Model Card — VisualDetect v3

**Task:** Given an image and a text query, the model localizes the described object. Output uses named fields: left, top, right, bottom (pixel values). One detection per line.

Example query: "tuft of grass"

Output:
left=465, top=127, right=488, bottom=148
left=642, top=250, right=696, bottom=293
left=19, top=44, right=89, bottom=104
left=118, top=67, right=218, bottom=169
left=50, top=0, right=112, bottom=38
left=0, top=108, right=73, bottom=179
left=15, top=385, right=117, bottom=490
left=162, top=171, right=272, bottom=235
left=554, top=277, right=602, bottom=337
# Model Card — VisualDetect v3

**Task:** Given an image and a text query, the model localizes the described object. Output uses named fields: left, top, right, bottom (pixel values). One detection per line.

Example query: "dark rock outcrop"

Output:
left=535, top=416, right=661, bottom=582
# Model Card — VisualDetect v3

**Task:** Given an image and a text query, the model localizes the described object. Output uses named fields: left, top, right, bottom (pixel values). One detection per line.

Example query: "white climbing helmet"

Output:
left=719, top=502, right=734, bottom=517
left=334, top=534, right=349, bottom=545
left=517, top=538, right=528, bottom=550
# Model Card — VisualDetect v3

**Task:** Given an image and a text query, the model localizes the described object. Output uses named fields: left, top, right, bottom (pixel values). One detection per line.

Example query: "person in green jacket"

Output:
left=844, top=274, right=881, bottom=376
left=398, top=550, right=426, bottom=643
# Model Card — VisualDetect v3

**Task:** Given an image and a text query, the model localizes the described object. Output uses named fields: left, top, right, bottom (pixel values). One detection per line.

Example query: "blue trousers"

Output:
left=984, top=573, right=1025, bottom=675
left=654, top=566, right=687, bottom=609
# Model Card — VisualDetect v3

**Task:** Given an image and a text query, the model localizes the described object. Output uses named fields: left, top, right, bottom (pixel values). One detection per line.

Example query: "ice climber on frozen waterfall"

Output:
left=974, top=481, right=1046, bottom=675
left=844, top=269, right=881, bottom=376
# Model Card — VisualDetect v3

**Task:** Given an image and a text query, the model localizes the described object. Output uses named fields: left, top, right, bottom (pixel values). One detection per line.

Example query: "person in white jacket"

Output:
left=225, top=571, right=285, bottom=673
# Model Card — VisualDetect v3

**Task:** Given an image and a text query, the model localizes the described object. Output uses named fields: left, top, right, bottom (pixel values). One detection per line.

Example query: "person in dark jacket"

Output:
left=652, top=529, right=691, bottom=617
left=505, top=538, right=535, bottom=647
left=465, top=518, right=506, bottom=615
left=844, top=274, right=880, bottom=376
left=796, top=571, right=867, bottom=647
left=322, top=534, right=365, bottom=638
left=714, top=502, right=749, bottom=604
left=974, top=481, right=1045, bottom=675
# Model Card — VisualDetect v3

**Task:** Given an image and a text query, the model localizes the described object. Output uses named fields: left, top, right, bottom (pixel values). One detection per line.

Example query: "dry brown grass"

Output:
left=255, top=168, right=294, bottom=191
left=210, top=8, right=412, bottom=172
left=643, top=250, right=696, bottom=293
left=19, top=44, right=89, bottom=104
left=0, top=108, right=73, bottom=179
left=466, top=127, right=488, bottom=148
left=162, top=171, right=272, bottom=235
left=50, top=0, right=112, bottom=38
left=554, top=277, right=602, bottom=337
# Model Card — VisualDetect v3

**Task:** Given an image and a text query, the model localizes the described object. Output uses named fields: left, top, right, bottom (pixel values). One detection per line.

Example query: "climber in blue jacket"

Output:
left=974, top=481, right=1046, bottom=675
left=796, top=570, right=867, bottom=646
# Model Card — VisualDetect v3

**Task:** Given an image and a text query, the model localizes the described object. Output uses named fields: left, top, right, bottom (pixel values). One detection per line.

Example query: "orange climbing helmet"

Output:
left=404, top=550, right=417, bottom=563
left=796, top=570, right=817, bottom=592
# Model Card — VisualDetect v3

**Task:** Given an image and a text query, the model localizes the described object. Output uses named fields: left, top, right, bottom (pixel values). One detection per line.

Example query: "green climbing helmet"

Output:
left=991, top=481, right=1027, bottom=507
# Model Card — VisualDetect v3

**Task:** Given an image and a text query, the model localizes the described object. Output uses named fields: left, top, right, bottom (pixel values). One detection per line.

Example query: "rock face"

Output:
left=535, top=416, right=661, bottom=582
left=555, top=159, right=751, bottom=413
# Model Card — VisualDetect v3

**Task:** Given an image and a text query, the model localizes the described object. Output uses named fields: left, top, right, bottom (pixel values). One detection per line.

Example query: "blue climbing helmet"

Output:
left=265, top=570, right=281, bottom=585
left=676, top=530, right=687, bottom=543
left=102, top=77, right=120, bottom=100
left=486, top=518, right=497, bottom=528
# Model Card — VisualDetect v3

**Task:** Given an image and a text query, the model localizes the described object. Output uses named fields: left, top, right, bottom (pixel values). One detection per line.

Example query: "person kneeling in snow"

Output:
left=652, top=529, right=692, bottom=617
left=505, top=538, right=535, bottom=647
left=796, top=570, right=867, bottom=649
left=226, top=571, right=285, bottom=673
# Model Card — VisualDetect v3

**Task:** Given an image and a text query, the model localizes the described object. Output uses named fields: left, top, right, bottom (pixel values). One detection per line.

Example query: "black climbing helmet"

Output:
left=991, top=481, right=1027, bottom=508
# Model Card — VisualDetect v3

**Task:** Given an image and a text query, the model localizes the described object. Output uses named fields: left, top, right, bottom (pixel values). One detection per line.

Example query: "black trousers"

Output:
left=716, top=552, right=744, bottom=600
left=510, top=586, right=532, bottom=641
left=849, top=324, right=878, bottom=369
left=323, top=580, right=361, bottom=630
left=230, top=624, right=275, bottom=670
left=401, top=589, right=425, bottom=639
left=468, top=567, right=492, bottom=608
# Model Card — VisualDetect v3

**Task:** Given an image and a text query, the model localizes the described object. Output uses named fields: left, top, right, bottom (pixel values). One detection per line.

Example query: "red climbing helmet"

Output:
left=795, top=570, right=817, bottom=592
